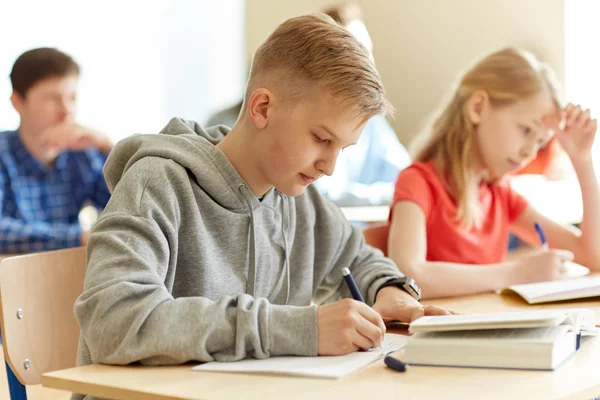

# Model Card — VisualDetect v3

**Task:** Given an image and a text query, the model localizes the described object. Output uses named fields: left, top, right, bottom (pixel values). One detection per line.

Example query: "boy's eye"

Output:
left=313, top=133, right=329, bottom=144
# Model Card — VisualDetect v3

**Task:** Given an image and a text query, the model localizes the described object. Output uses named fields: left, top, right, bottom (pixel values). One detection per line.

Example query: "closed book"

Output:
left=405, top=309, right=598, bottom=370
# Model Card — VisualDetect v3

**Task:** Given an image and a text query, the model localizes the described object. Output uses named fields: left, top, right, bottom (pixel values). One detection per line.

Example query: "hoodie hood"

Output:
left=104, top=118, right=266, bottom=213
left=103, top=118, right=291, bottom=303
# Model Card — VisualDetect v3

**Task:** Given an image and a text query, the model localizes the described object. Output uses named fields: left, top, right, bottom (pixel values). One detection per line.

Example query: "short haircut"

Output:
left=10, top=47, right=80, bottom=98
left=244, top=14, right=392, bottom=122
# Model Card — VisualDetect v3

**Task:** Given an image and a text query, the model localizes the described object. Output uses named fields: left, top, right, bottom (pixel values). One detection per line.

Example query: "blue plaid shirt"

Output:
left=0, top=130, right=111, bottom=253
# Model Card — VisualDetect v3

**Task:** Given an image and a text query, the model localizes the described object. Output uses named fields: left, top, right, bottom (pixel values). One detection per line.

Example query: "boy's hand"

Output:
left=317, top=298, right=386, bottom=355
left=40, top=122, right=112, bottom=153
left=544, top=104, right=597, bottom=162
left=372, top=286, right=451, bottom=323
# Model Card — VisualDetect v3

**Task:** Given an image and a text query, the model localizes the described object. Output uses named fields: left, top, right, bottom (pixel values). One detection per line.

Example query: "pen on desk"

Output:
left=534, top=222, right=548, bottom=250
left=342, top=268, right=408, bottom=373
left=384, top=352, right=407, bottom=372
left=342, top=267, right=365, bottom=303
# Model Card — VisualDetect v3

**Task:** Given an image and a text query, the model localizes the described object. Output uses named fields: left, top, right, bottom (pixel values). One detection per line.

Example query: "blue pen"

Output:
left=342, top=267, right=365, bottom=302
left=534, top=222, right=549, bottom=250
left=341, top=267, right=407, bottom=373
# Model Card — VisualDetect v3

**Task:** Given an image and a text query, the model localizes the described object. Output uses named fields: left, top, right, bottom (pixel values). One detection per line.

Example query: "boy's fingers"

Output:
left=423, top=305, right=452, bottom=316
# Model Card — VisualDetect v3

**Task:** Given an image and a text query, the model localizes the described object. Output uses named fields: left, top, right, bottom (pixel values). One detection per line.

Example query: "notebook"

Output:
left=404, top=308, right=598, bottom=370
left=192, top=333, right=407, bottom=379
left=560, top=261, right=590, bottom=279
left=501, top=275, right=600, bottom=304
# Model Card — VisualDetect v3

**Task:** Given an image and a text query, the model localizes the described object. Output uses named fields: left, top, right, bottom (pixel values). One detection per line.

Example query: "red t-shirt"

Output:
left=389, top=161, right=529, bottom=264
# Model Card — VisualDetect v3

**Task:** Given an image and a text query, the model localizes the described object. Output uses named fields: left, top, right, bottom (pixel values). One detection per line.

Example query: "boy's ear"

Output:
left=10, top=92, right=25, bottom=114
left=467, top=90, right=488, bottom=125
left=247, top=88, right=273, bottom=129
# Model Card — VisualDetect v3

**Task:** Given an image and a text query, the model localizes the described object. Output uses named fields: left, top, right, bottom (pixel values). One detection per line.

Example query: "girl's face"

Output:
left=470, top=90, right=558, bottom=179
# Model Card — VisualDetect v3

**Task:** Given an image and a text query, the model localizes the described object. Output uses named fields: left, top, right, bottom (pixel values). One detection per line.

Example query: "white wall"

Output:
left=246, top=0, right=565, bottom=146
left=565, top=0, right=600, bottom=169
left=0, top=0, right=246, bottom=142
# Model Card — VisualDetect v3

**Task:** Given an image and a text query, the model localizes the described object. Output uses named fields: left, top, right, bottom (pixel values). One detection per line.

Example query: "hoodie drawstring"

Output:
left=277, top=191, right=291, bottom=305
left=239, top=184, right=258, bottom=299
left=238, top=184, right=291, bottom=305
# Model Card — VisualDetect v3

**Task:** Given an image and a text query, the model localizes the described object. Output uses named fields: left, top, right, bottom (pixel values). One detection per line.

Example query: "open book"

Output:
left=501, top=275, right=600, bottom=304
left=192, top=333, right=406, bottom=379
left=560, top=261, right=590, bottom=279
left=405, top=308, right=598, bottom=370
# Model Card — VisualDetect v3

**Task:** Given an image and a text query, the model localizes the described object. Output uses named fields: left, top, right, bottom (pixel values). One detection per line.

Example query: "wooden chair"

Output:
left=363, top=223, right=390, bottom=256
left=0, top=247, right=86, bottom=400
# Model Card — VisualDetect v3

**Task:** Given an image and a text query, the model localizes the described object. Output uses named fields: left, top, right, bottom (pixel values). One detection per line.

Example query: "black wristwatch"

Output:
left=377, top=276, right=421, bottom=301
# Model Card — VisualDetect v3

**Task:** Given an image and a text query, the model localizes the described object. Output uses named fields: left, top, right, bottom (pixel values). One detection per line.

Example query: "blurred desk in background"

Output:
left=340, top=205, right=389, bottom=223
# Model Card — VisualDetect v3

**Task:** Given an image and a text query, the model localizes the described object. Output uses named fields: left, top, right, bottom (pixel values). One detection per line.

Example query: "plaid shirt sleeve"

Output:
left=87, top=150, right=111, bottom=209
left=0, top=219, right=82, bottom=253
left=0, top=164, right=82, bottom=253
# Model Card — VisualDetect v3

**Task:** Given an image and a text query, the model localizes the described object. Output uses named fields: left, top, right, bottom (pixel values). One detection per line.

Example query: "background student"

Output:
left=385, top=47, right=599, bottom=299
left=0, top=48, right=112, bottom=253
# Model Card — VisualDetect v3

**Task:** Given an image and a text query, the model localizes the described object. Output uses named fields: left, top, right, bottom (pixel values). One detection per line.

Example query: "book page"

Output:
left=412, top=326, right=571, bottom=343
left=192, top=333, right=407, bottom=379
left=409, top=308, right=595, bottom=333
left=502, top=276, right=600, bottom=304
left=560, top=261, right=590, bottom=279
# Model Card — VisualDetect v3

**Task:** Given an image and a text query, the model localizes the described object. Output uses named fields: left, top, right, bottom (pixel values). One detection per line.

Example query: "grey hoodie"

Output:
left=72, top=118, right=404, bottom=399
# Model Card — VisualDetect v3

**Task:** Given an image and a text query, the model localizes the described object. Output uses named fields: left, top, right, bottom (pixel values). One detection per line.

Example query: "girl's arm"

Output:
left=515, top=105, right=600, bottom=270
left=388, top=201, right=570, bottom=299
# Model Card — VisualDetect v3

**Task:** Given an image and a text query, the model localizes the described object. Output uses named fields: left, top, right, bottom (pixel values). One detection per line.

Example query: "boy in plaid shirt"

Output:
left=0, top=48, right=112, bottom=253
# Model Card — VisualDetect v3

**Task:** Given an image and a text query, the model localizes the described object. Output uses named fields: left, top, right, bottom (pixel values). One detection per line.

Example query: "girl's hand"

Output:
left=513, top=248, right=573, bottom=284
left=544, top=104, right=597, bottom=162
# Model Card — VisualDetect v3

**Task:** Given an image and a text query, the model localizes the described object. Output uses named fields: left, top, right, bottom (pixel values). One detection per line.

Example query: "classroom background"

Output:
left=1, top=0, right=598, bottom=164
left=1, top=0, right=600, bottom=399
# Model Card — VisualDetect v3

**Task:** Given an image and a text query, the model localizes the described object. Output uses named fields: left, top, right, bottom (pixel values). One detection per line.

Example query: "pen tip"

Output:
left=342, top=267, right=350, bottom=276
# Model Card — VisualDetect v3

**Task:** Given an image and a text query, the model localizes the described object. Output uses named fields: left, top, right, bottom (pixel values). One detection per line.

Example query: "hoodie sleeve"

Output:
left=74, top=157, right=317, bottom=366
left=310, top=191, right=406, bottom=307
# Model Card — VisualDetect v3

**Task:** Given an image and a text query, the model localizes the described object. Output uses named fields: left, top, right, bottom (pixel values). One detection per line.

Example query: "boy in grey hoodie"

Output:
left=73, top=14, right=450, bottom=398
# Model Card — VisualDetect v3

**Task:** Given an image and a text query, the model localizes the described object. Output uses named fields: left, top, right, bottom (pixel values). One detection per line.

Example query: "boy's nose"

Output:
left=320, top=150, right=340, bottom=177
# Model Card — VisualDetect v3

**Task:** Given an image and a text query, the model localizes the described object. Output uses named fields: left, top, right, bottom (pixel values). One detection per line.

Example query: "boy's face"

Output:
left=472, top=91, right=557, bottom=178
left=259, top=90, right=366, bottom=197
left=11, top=74, right=78, bottom=139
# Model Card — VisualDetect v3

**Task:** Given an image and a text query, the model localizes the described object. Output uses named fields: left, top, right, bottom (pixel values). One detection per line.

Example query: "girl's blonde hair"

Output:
left=411, top=47, right=563, bottom=229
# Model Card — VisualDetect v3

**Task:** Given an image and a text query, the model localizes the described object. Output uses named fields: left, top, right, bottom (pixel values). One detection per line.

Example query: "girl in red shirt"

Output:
left=386, top=48, right=599, bottom=299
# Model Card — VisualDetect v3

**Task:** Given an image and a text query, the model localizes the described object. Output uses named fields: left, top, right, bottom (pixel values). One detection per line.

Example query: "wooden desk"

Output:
left=422, top=272, right=600, bottom=325
left=41, top=334, right=600, bottom=400
left=40, top=273, right=600, bottom=399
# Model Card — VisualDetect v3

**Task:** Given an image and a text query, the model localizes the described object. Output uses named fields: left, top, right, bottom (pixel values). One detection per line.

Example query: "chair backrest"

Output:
left=363, top=223, right=390, bottom=256
left=0, top=247, right=86, bottom=385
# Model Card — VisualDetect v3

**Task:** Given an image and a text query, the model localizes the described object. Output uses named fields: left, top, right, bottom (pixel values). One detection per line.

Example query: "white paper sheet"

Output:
left=192, top=333, right=407, bottom=379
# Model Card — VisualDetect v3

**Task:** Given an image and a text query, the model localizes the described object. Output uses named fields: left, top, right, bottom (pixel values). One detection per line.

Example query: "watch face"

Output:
left=403, top=278, right=421, bottom=299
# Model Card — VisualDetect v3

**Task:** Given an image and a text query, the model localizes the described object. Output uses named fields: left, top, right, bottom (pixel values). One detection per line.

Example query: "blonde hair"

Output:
left=244, top=14, right=393, bottom=122
left=411, top=47, right=563, bottom=229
